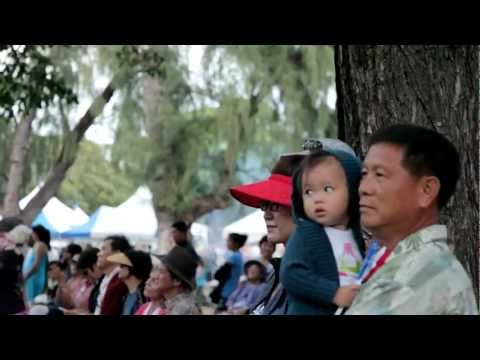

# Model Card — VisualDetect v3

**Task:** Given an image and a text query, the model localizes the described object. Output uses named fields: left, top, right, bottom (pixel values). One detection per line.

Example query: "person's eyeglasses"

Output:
left=259, top=201, right=281, bottom=212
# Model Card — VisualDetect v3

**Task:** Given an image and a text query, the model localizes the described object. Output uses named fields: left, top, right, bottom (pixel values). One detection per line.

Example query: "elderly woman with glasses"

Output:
left=229, top=139, right=358, bottom=315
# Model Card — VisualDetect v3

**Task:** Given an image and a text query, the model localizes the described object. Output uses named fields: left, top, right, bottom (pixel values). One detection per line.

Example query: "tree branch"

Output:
left=20, top=78, right=119, bottom=224
left=2, top=111, right=36, bottom=217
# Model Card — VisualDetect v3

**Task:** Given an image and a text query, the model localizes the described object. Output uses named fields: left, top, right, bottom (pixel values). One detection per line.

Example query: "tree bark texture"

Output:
left=335, top=45, right=479, bottom=300
left=20, top=81, right=116, bottom=224
left=2, top=112, right=36, bottom=217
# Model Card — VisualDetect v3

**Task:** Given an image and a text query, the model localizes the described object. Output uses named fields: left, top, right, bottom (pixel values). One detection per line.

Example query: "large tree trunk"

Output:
left=184, top=195, right=231, bottom=224
left=20, top=79, right=118, bottom=224
left=153, top=208, right=173, bottom=255
left=2, top=112, right=36, bottom=217
left=335, top=45, right=479, bottom=300
left=152, top=194, right=232, bottom=255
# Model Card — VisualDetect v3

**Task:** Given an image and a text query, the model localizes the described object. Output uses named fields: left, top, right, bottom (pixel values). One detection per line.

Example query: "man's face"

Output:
left=70, top=262, right=78, bottom=276
left=144, top=270, right=163, bottom=300
left=62, top=251, right=72, bottom=263
left=155, top=263, right=180, bottom=295
left=27, top=233, right=36, bottom=247
left=302, top=157, right=350, bottom=230
left=171, top=228, right=186, bottom=245
left=96, top=240, right=114, bottom=270
left=86, top=263, right=103, bottom=280
left=226, top=237, right=236, bottom=251
left=260, top=241, right=275, bottom=260
left=48, top=263, right=62, bottom=281
left=359, top=143, right=423, bottom=238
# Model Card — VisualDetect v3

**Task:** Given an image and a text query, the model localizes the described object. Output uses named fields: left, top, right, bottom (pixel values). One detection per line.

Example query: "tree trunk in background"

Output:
left=2, top=112, right=35, bottom=217
left=154, top=208, right=173, bottom=254
left=21, top=80, right=117, bottom=224
left=335, top=45, right=479, bottom=300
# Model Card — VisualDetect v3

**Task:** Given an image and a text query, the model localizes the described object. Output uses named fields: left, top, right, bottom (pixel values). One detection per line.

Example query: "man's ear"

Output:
left=418, top=176, right=441, bottom=208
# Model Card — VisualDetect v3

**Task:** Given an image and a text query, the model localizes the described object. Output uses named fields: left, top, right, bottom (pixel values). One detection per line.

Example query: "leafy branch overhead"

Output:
left=0, top=45, right=78, bottom=119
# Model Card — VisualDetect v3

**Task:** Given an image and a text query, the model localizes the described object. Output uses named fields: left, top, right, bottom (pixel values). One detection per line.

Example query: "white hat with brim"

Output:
left=6, top=225, right=32, bottom=245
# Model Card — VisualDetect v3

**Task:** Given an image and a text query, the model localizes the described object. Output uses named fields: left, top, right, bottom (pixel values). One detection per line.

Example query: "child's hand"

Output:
left=333, top=284, right=361, bottom=307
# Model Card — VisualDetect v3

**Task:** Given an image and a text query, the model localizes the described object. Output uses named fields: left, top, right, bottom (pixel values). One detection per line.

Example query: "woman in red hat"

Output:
left=229, top=139, right=357, bottom=315
left=229, top=153, right=305, bottom=315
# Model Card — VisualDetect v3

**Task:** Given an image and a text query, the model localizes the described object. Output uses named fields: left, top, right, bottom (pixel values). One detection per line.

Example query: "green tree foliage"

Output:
left=1, top=45, right=336, bottom=222
left=202, top=45, right=336, bottom=171
left=56, top=140, right=136, bottom=214
left=0, top=45, right=179, bottom=218
left=0, top=45, right=77, bottom=119
left=107, top=45, right=336, bottom=221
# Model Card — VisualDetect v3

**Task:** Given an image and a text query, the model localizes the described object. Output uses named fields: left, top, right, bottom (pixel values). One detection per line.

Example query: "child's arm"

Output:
left=281, top=258, right=339, bottom=305
left=280, top=224, right=339, bottom=306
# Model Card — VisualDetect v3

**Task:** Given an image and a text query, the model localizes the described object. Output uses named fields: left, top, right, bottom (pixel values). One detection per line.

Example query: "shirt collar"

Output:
left=393, top=224, right=447, bottom=255
left=165, top=291, right=190, bottom=308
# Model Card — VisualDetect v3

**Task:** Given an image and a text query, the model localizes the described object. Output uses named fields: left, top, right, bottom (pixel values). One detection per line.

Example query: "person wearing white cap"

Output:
left=0, top=219, right=31, bottom=315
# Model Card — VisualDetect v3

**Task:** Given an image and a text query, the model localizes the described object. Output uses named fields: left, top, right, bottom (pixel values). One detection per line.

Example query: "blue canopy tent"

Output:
left=32, top=211, right=63, bottom=239
left=20, top=187, right=83, bottom=239
left=61, top=207, right=104, bottom=239
left=61, top=187, right=159, bottom=242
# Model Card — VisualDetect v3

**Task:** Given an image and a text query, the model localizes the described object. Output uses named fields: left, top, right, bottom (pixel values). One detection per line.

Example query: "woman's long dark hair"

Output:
left=32, top=225, right=51, bottom=250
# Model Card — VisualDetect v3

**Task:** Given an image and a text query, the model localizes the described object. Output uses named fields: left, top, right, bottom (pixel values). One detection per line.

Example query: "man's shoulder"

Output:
left=354, top=238, right=474, bottom=311
left=167, top=291, right=198, bottom=314
left=107, top=273, right=127, bottom=292
left=386, top=238, right=468, bottom=283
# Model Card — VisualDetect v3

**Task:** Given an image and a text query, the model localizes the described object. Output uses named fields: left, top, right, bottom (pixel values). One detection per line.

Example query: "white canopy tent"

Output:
left=19, top=186, right=87, bottom=235
left=108, top=186, right=159, bottom=241
left=222, top=209, right=267, bottom=245
left=63, top=186, right=159, bottom=242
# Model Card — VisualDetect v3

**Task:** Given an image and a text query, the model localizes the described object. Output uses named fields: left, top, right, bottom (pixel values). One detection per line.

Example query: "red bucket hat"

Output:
left=229, top=174, right=293, bottom=209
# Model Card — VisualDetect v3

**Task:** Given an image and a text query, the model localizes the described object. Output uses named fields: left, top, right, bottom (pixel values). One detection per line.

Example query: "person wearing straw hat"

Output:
left=94, top=235, right=132, bottom=315
left=107, top=249, right=153, bottom=315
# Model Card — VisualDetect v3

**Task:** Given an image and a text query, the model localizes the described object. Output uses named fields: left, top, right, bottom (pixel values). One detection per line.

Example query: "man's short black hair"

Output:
left=370, top=124, right=460, bottom=209
left=32, top=225, right=51, bottom=249
left=259, top=235, right=276, bottom=250
left=171, top=221, right=189, bottom=233
left=104, top=235, right=132, bottom=253
left=122, top=250, right=153, bottom=282
left=48, top=261, right=62, bottom=270
left=66, top=243, right=82, bottom=256
left=77, top=248, right=99, bottom=272
left=259, top=235, right=269, bottom=246
left=229, top=233, right=248, bottom=248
